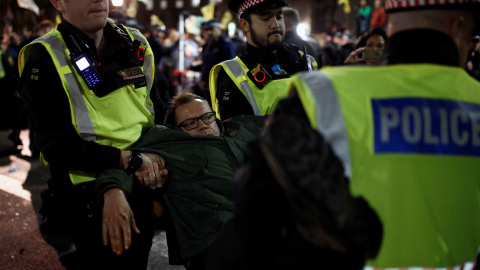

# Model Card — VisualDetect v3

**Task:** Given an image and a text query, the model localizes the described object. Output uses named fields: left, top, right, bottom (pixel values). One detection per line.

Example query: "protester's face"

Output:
left=175, top=99, right=220, bottom=137
left=243, top=8, right=285, bottom=51
left=51, top=0, right=108, bottom=34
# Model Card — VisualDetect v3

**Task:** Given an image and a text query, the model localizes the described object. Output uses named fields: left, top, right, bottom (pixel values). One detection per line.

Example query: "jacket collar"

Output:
left=244, top=43, right=276, bottom=64
left=58, top=19, right=130, bottom=60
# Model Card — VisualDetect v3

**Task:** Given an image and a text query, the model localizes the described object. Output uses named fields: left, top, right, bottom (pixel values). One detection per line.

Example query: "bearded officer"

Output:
left=209, top=0, right=318, bottom=120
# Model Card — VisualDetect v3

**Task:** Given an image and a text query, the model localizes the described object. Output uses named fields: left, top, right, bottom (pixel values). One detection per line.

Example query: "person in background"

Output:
left=370, top=0, right=386, bottom=29
left=343, top=27, right=387, bottom=64
left=147, top=23, right=172, bottom=114
left=210, top=0, right=318, bottom=121
left=20, top=20, right=56, bottom=49
left=196, top=19, right=237, bottom=102
left=322, top=31, right=344, bottom=66
left=466, top=35, right=480, bottom=81
left=283, top=7, right=319, bottom=63
left=0, top=34, right=23, bottom=148
left=230, top=28, right=246, bottom=55
left=357, top=0, right=372, bottom=36
left=18, top=0, right=166, bottom=268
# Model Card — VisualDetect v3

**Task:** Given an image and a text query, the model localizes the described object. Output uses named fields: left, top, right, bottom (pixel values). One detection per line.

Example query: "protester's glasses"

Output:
left=178, top=112, right=216, bottom=131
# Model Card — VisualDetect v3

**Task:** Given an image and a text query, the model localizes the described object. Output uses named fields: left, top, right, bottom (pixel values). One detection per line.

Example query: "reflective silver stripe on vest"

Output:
left=37, top=35, right=97, bottom=141
left=0, top=51, right=5, bottom=78
left=363, top=261, right=475, bottom=270
left=298, top=71, right=352, bottom=178
left=223, top=59, right=261, bottom=116
left=128, top=28, right=155, bottom=117
left=306, top=55, right=314, bottom=71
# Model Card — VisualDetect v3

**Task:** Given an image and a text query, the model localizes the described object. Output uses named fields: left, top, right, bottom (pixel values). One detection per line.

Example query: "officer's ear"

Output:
left=239, top=17, right=250, bottom=35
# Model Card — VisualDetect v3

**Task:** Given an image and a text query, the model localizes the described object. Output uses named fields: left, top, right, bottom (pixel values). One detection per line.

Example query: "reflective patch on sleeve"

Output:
left=372, top=97, right=480, bottom=156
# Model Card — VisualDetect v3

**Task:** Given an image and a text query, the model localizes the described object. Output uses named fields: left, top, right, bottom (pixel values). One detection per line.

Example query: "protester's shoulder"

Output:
left=223, top=115, right=267, bottom=140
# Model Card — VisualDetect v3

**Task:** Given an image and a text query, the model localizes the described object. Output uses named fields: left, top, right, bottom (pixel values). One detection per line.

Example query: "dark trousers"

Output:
left=64, top=181, right=154, bottom=270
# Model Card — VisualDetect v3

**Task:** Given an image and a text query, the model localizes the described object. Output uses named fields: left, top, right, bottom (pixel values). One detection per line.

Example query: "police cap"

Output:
left=201, top=19, right=222, bottom=30
left=385, top=0, right=479, bottom=13
left=228, top=0, right=290, bottom=16
left=385, top=0, right=480, bottom=35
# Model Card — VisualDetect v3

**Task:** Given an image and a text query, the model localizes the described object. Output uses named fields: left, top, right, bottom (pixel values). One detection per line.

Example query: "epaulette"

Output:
left=107, top=18, right=132, bottom=42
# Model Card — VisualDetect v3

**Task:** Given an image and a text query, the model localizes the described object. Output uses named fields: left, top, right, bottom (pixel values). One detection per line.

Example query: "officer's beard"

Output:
left=250, top=27, right=283, bottom=52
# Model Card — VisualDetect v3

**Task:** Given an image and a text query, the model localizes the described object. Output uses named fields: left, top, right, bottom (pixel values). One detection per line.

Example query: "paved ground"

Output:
left=0, top=129, right=184, bottom=270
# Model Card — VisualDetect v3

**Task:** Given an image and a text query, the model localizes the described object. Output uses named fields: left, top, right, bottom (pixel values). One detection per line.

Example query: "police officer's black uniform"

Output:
left=216, top=43, right=315, bottom=119
left=19, top=19, right=163, bottom=270
left=214, top=0, right=315, bottom=120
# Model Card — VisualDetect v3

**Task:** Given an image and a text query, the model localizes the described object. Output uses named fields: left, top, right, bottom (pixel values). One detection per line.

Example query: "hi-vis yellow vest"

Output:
left=0, top=50, right=5, bottom=79
left=209, top=54, right=317, bottom=120
left=18, top=22, right=155, bottom=185
left=290, top=64, right=480, bottom=269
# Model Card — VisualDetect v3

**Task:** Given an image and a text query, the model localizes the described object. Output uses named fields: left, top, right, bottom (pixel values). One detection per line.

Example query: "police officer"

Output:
left=264, top=0, right=480, bottom=268
left=0, top=34, right=23, bottom=147
left=209, top=0, right=318, bottom=120
left=18, top=0, right=166, bottom=269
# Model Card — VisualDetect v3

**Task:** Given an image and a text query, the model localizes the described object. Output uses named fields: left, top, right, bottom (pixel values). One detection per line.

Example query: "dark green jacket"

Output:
left=95, top=115, right=266, bottom=264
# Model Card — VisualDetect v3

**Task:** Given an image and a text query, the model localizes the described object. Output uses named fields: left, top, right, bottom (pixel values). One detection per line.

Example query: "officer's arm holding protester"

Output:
left=18, top=0, right=166, bottom=267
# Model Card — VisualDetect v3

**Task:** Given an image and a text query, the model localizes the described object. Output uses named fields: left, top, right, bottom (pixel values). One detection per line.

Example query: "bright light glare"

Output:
left=192, top=0, right=201, bottom=7
left=296, top=23, right=308, bottom=40
left=112, top=0, right=124, bottom=7
left=228, top=22, right=236, bottom=37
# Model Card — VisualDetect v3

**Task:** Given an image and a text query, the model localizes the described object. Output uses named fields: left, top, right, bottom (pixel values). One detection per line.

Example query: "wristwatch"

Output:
left=126, top=151, right=142, bottom=175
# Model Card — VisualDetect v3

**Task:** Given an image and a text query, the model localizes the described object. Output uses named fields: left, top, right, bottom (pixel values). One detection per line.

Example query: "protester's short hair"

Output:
left=283, top=7, right=300, bottom=29
left=166, top=92, right=210, bottom=125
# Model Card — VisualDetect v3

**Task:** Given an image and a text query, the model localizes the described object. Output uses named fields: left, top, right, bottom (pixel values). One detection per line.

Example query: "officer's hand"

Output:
left=135, top=153, right=168, bottom=189
left=102, top=188, right=140, bottom=256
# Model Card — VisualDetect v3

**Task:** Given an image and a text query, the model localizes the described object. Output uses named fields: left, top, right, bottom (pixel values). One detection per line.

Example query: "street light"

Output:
left=112, top=0, right=124, bottom=7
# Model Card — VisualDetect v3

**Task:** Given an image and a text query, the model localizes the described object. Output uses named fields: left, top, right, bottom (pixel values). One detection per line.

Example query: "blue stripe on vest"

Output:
left=372, top=98, right=480, bottom=156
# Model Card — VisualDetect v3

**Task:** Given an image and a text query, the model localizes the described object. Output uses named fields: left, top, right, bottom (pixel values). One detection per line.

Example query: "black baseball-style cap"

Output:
left=228, top=0, right=289, bottom=16
left=201, top=19, right=222, bottom=30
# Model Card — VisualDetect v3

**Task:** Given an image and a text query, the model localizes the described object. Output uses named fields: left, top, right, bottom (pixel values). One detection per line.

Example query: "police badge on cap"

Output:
left=228, top=0, right=290, bottom=16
